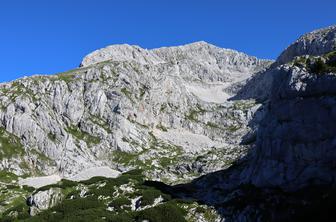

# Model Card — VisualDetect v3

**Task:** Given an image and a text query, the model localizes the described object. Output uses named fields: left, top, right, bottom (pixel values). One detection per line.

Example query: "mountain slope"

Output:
left=1, top=25, right=336, bottom=222
left=0, top=42, right=271, bottom=183
left=179, top=25, right=336, bottom=221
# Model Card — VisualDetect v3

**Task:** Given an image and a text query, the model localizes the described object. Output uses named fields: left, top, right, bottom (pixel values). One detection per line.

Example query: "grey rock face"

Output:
left=192, top=25, right=336, bottom=193
left=0, top=41, right=271, bottom=183
left=80, top=44, right=165, bottom=67
left=2, top=24, right=336, bottom=222
left=151, top=25, right=336, bottom=222
left=27, top=188, right=64, bottom=216
left=243, top=65, right=336, bottom=190
left=277, top=25, right=336, bottom=65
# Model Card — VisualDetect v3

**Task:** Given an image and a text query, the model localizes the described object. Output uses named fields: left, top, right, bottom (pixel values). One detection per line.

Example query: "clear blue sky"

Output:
left=0, top=0, right=335, bottom=83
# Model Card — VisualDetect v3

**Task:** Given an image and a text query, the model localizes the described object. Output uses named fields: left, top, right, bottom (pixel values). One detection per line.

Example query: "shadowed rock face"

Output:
left=244, top=66, right=336, bottom=190
left=241, top=26, right=336, bottom=190
left=166, top=25, right=336, bottom=221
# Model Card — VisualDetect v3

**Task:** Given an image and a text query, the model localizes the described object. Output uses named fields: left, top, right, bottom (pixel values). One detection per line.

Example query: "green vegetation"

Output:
left=35, top=179, right=79, bottom=193
left=108, top=197, right=131, bottom=211
left=66, top=125, right=101, bottom=146
left=89, top=115, right=112, bottom=134
left=1, top=168, right=216, bottom=222
left=121, top=87, right=134, bottom=103
left=136, top=202, right=187, bottom=222
left=139, top=85, right=149, bottom=99
left=0, top=170, right=18, bottom=183
left=47, top=133, right=57, bottom=142
left=160, top=103, right=167, bottom=112
left=111, top=150, right=143, bottom=166
left=0, top=185, right=32, bottom=221
left=292, top=51, right=336, bottom=74
left=226, top=124, right=241, bottom=132
left=0, top=127, right=25, bottom=159
left=205, top=122, right=221, bottom=129
left=139, top=187, right=171, bottom=206
left=185, top=105, right=206, bottom=122
left=55, top=69, right=78, bottom=83
left=13, top=169, right=191, bottom=222
left=232, top=100, right=256, bottom=111
left=30, top=149, right=52, bottom=163
left=156, top=123, right=168, bottom=132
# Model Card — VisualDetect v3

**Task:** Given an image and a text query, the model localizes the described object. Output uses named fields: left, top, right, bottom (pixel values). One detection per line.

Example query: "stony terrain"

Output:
left=0, top=25, right=336, bottom=221
left=0, top=41, right=270, bottom=182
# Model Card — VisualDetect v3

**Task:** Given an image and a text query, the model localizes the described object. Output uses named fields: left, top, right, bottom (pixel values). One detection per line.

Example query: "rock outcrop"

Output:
left=1, top=25, right=336, bottom=222
left=27, top=188, right=64, bottom=216
left=0, top=41, right=271, bottom=183
left=276, top=25, right=336, bottom=65
left=182, top=25, right=336, bottom=221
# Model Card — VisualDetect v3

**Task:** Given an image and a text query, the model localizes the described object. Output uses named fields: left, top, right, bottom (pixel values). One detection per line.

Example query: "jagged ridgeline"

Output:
left=1, top=25, right=336, bottom=221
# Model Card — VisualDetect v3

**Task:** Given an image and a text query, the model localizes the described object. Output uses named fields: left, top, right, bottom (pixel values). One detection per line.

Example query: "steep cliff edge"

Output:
left=1, top=25, right=336, bottom=222
left=186, top=25, right=336, bottom=221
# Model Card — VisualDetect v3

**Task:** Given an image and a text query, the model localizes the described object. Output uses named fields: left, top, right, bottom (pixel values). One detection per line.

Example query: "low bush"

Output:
left=108, top=197, right=131, bottom=211
left=136, top=202, right=187, bottom=222
left=140, top=188, right=165, bottom=206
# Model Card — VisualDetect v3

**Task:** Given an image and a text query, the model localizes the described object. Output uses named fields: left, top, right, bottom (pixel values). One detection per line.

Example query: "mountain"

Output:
left=0, top=41, right=270, bottom=181
left=0, top=25, right=335, bottom=221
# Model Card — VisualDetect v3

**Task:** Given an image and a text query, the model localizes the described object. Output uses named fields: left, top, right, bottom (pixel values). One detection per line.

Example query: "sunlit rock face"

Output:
left=0, top=41, right=272, bottom=183
left=276, top=25, right=336, bottom=65
left=1, top=24, right=336, bottom=222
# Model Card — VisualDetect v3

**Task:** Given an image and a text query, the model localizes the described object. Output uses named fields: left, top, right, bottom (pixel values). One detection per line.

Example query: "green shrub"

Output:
left=140, top=189, right=164, bottom=206
left=59, top=179, right=79, bottom=187
left=66, top=125, right=101, bottom=146
left=106, top=213, right=134, bottom=222
left=108, top=197, right=131, bottom=211
left=22, top=185, right=35, bottom=192
left=53, top=197, right=104, bottom=214
left=310, top=58, right=328, bottom=74
left=35, top=183, right=59, bottom=192
left=136, top=202, right=187, bottom=222
left=0, top=170, right=18, bottom=182
left=80, top=176, right=107, bottom=185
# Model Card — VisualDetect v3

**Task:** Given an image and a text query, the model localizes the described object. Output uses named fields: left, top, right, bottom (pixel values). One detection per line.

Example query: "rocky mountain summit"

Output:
left=0, top=41, right=270, bottom=181
left=0, top=25, right=336, bottom=221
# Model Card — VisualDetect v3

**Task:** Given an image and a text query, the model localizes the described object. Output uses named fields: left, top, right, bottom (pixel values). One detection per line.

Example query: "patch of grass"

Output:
left=35, top=179, right=78, bottom=193
left=292, top=51, right=336, bottom=74
left=0, top=127, right=25, bottom=159
left=66, top=125, right=101, bottom=146
left=55, top=70, right=78, bottom=83
left=136, top=202, right=187, bottom=222
left=232, top=100, right=255, bottom=111
left=226, top=125, right=241, bottom=132
left=89, top=115, right=112, bottom=134
left=22, top=185, right=35, bottom=193
left=160, top=103, right=167, bottom=112
left=121, top=87, right=134, bottom=103
left=156, top=124, right=168, bottom=132
left=139, top=85, right=149, bottom=99
left=108, top=197, right=131, bottom=211
left=30, top=149, right=52, bottom=162
left=7, top=82, right=38, bottom=102
left=139, top=188, right=170, bottom=207
left=12, top=169, right=194, bottom=222
left=206, top=122, right=221, bottom=129
left=111, top=150, right=140, bottom=166
left=185, top=105, right=206, bottom=122
left=0, top=170, right=18, bottom=183
left=47, top=133, right=57, bottom=142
